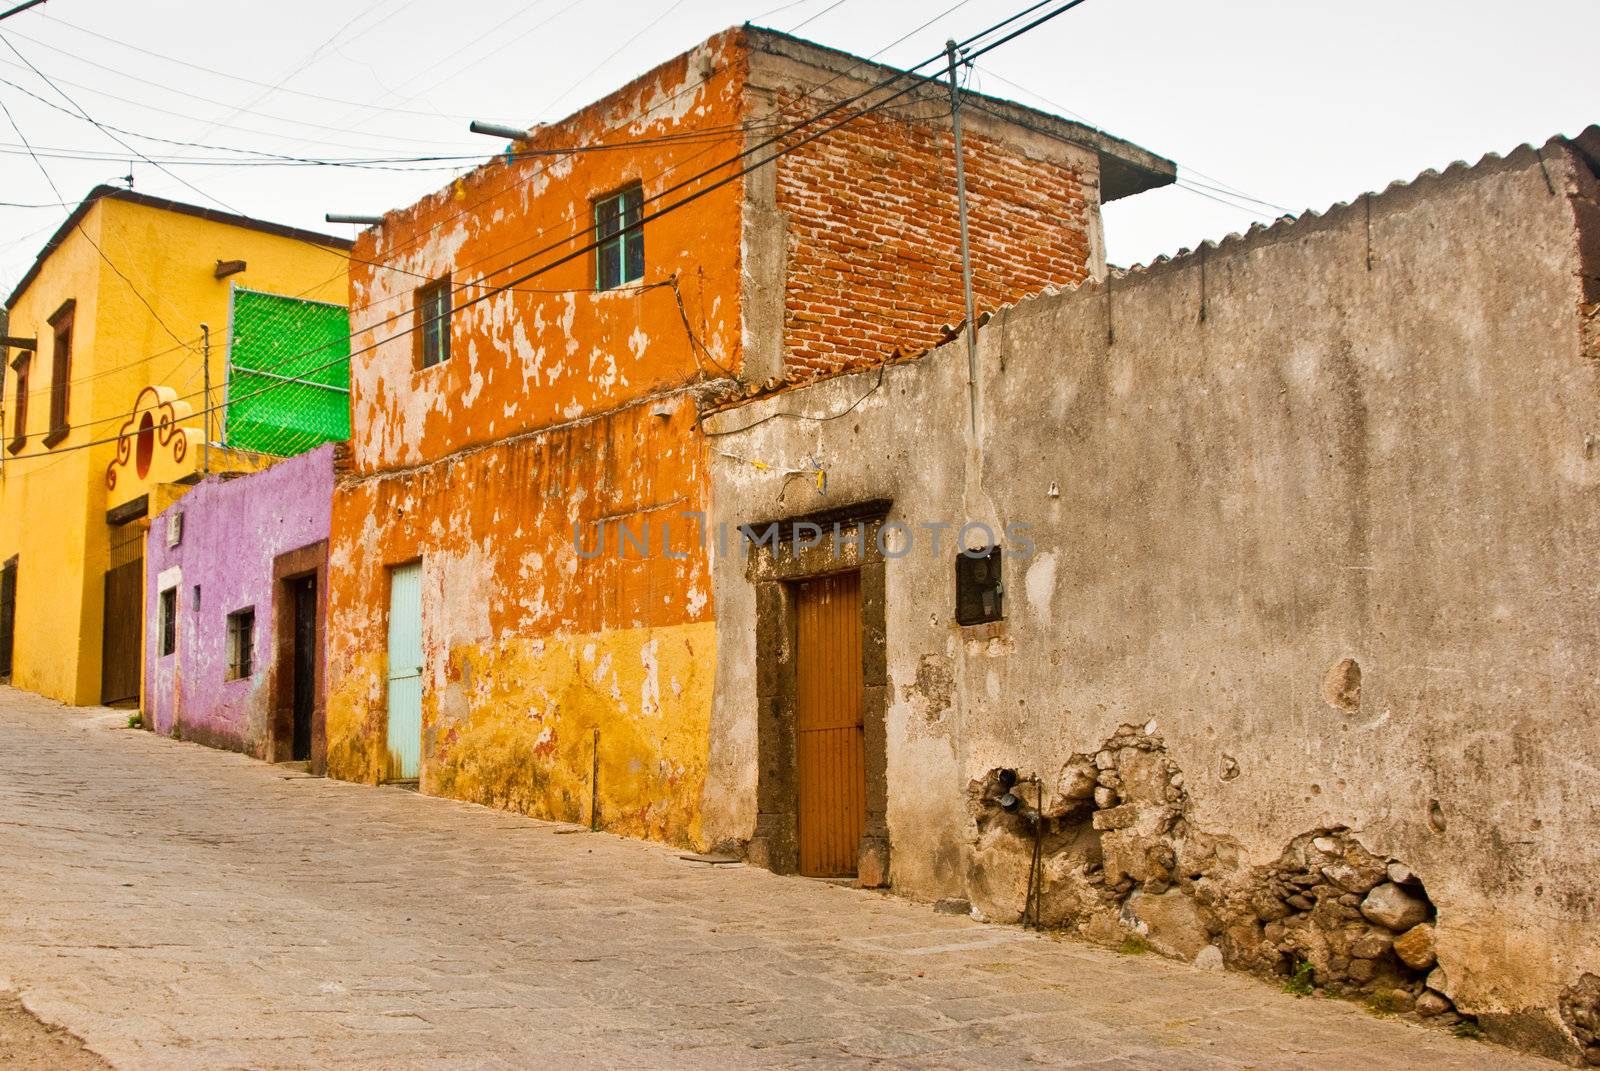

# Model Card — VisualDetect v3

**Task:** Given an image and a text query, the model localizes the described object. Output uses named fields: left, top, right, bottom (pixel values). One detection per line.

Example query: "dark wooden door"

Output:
left=100, top=557, right=143, bottom=705
left=0, top=557, right=16, bottom=679
left=291, top=575, right=316, bottom=761
left=794, top=571, right=865, bottom=878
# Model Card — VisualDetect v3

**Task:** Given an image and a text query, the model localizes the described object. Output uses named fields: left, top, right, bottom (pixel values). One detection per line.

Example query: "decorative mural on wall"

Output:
left=104, top=385, right=203, bottom=510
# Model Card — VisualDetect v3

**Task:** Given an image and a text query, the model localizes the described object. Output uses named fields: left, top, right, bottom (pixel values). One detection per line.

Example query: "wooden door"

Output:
left=100, top=528, right=144, bottom=706
left=795, top=571, right=865, bottom=878
left=385, top=562, right=423, bottom=781
left=0, top=557, right=15, bottom=679
left=290, top=575, right=316, bottom=762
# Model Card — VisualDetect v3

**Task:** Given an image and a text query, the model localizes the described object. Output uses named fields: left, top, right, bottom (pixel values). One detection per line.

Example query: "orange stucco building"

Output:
left=325, top=26, right=1172, bottom=853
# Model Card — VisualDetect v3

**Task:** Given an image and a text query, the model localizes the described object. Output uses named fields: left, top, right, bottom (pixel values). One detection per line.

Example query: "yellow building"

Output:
left=0, top=186, right=349, bottom=707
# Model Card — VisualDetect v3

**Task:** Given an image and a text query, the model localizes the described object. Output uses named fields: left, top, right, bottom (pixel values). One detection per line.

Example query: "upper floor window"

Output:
left=594, top=185, right=644, bottom=290
left=44, top=299, right=74, bottom=447
left=415, top=276, right=452, bottom=369
left=7, top=352, right=29, bottom=455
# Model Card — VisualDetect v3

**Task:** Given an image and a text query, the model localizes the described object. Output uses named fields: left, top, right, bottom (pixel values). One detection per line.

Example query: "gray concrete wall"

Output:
left=702, top=134, right=1600, bottom=1059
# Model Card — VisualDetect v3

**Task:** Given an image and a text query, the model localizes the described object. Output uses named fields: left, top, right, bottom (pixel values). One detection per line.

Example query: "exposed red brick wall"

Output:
left=774, top=96, right=1095, bottom=380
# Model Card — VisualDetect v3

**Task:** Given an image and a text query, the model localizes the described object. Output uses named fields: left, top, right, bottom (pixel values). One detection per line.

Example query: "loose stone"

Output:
left=1360, top=882, right=1430, bottom=932
left=1392, top=923, right=1436, bottom=971
left=1416, top=990, right=1453, bottom=1018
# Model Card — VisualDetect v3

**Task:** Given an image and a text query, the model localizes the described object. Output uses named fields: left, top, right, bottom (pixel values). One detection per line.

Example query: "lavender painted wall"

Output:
left=143, top=444, right=334, bottom=756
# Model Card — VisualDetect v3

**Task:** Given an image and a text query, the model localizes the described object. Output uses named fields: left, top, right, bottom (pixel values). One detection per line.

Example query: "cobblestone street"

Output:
left=0, top=686, right=1551, bottom=1070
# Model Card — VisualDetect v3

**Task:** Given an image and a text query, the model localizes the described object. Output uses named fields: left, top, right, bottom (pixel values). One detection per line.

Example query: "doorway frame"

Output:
left=744, top=501, right=891, bottom=887
left=270, top=540, right=328, bottom=773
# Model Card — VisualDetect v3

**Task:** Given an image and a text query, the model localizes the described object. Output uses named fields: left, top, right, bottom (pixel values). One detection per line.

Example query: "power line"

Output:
left=537, top=0, right=693, bottom=119
left=792, top=0, right=854, bottom=32
left=324, top=3, right=1023, bottom=325
left=326, top=0, right=589, bottom=134
left=34, top=12, right=476, bottom=121
left=968, top=62, right=1293, bottom=214
left=278, top=4, right=987, bottom=310
left=6, top=0, right=1093, bottom=456
left=0, top=96, right=196, bottom=353
left=185, top=0, right=410, bottom=144
left=0, top=31, right=244, bottom=214
left=0, top=42, right=479, bottom=153
left=0, top=0, right=45, bottom=23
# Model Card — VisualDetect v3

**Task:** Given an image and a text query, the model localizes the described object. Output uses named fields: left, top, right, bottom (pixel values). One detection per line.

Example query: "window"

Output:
left=226, top=607, right=255, bottom=680
left=44, top=300, right=73, bottom=446
left=8, top=353, right=28, bottom=455
left=159, top=587, right=177, bottom=657
left=594, top=184, right=644, bottom=289
left=955, top=546, right=1004, bottom=626
left=191, top=585, right=201, bottom=612
left=415, top=276, right=452, bottom=369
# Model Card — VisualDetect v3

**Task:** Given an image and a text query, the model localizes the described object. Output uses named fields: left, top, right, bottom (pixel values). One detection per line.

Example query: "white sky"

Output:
left=1, top=0, right=1596, bottom=294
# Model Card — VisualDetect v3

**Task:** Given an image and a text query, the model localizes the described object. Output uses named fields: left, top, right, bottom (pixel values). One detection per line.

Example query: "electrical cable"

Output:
left=0, top=47, right=473, bottom=154
left=537, top=0, right=693, bottom=119
left=0, top=96, right=196, bottom=352
left=33, top=12, right=477, bottom=121
left=791, top=0, right=854, bottom=32
left=969, top=62, right=1293, bottom=214
left=185, top=0, right=411, bottom=145
left=3, top=0, right=1092, bottom=457
left=1, top=32, right=243, bottom=214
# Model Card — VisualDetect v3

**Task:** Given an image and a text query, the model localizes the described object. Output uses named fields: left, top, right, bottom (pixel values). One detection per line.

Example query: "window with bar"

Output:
left=594, top=184, right=644, bottom=290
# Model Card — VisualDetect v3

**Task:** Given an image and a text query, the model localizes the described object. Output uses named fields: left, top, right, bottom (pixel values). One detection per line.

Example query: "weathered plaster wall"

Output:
left=144, top=445, right=334, bottom=756
left=325, top=31, right=747, bottom=845
left=704, top=136, right=1600, bottom=1058
left=325, top=26, right=1133, bottom=851
left=0, top=194, right=346, bottom=706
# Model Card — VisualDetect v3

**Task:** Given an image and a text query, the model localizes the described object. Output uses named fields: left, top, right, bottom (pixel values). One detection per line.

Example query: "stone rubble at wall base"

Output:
left=967, top=724, right=1468, bottom=1036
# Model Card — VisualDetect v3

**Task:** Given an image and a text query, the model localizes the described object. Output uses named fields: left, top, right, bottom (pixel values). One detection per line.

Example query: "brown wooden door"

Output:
left=795, top=571, right=865, bottom=878
left=100, top=557, right=143, bottom=705
left=0, top=557, right=16, bottom=679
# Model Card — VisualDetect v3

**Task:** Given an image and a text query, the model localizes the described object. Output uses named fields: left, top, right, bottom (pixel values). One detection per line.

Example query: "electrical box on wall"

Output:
left=955, top=547, right=1004, bottom=626
left=166, top=511, right=183, bottom=549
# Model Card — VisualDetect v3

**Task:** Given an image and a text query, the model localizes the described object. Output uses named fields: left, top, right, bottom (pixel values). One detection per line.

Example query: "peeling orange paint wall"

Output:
left=325, top=25, right=1148, bottom=851
left=326, top=30, right=746, bottom=846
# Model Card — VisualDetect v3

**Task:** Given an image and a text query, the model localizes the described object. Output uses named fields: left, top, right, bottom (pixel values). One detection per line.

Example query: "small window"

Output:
left=594, top=185, right=644, bottom=289
left=955, top=546, right=1004, bottom=626
left=44, top=299, right=74, bottom=446
left=191, top=584, right=201, bottom=612
left=159, top=587, right=177, bottom=657
left=415, top=276, right=452, bottom=369
left=226, top=607, right=255, bottom=680
left=8, top=352, right=29, bottom=454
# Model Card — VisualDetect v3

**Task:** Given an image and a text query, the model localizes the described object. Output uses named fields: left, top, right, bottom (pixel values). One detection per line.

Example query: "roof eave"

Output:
left=6, top=186, right=352, bottom=311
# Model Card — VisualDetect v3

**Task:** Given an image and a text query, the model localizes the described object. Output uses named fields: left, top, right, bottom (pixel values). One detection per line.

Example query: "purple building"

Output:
left=143, top=444, right=334, bottom=772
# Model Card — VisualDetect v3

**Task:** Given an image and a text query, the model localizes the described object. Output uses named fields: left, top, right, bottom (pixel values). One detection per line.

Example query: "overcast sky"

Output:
left=1, top=0, right=1596, bottom=293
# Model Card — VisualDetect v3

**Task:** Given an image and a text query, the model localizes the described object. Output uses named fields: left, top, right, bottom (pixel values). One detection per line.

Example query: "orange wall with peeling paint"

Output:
left=326, top=30, right=745, bottom=846
left=324, top=25, right=1159, bottom=850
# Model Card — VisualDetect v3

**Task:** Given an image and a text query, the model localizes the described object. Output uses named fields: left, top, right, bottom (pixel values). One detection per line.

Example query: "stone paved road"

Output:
left=0, top=686, right=1550, bottom=1071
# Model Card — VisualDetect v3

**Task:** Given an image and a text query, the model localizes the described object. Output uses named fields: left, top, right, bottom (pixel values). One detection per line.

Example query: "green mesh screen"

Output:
left=225, top=288, right=350, bottom=456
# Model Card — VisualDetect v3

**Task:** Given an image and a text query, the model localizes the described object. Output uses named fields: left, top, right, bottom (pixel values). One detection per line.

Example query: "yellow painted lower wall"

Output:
left=326, top=621, right=716, bottom=848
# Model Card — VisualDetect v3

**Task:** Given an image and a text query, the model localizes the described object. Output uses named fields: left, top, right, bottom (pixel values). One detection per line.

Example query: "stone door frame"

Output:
left=743, top=500, right=891, bottom=887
